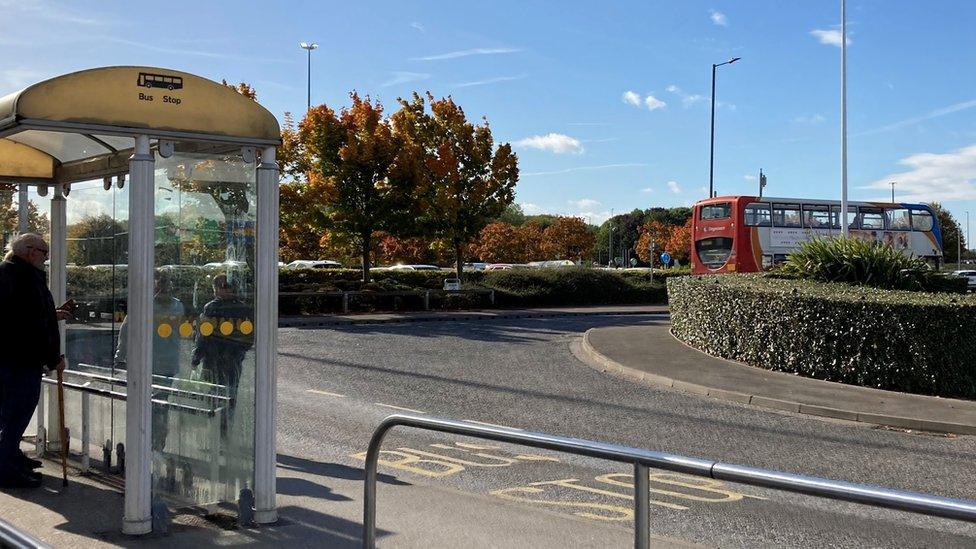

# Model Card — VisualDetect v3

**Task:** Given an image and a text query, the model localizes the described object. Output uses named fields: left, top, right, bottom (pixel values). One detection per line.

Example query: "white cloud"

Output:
left=411, top=47, right=521, bottom=61
left=381, top=71, right=430, bottom=87
left=667, top=181, right=682, bottom=194
left=710, top=10, right=728, bottom=27
left=455, top=75, right=524, bottom=88
left=515, top=133, right=584, bottom=154
left=861, top=144, right=976, bottom=202
left=522, top=163, right=648, bottom=177
left=644, top=95, right=666, bottom=111
left=641, top=187, right=654, bottom=193
left=855, top=98, right=976, bottom=137
left=521, top=203, right=543, bottom=214
left=570, top=198, right=601, bottom=209
left=743, top=175, right=757, bottom=181
left=411, top=22, right=426, bottom=32
left=794, top=114, right=826, bottom=124
left=811, top=29, right=851, bottom=47
left=622, top=90, right=642, bottom=107
left=666, top=84, right=706, bottom=108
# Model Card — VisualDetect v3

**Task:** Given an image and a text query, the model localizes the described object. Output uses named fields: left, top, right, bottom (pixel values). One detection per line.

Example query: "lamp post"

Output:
left=709, top=56, right=741, bottom=199
left=609, top=226, right=616, bottom=268
left=890, top=181, right=896, bottom=203
left=300, top=42, right=318, bottom=111
left=841, top=0, right=849, bottom=237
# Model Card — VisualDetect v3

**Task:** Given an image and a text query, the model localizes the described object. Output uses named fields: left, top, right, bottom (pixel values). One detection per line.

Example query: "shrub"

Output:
left=668, top=274, right=976, bottom=399
left=781, top=236, right=964, bottom=292
left=483, top=267, right=666, bottom=307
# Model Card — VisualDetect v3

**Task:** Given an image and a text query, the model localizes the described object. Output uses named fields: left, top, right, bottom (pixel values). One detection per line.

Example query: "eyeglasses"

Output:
left=28, top=246, right=49, bottom=256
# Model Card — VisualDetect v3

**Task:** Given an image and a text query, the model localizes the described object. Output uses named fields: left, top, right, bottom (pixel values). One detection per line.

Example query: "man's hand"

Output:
left=56, top=309, right=73, bottom=321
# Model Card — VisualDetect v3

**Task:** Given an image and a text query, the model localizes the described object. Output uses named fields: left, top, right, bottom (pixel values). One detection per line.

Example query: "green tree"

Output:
left=929, top=202, right=966, bottom=263
left=66, top=213, right=127, bottom=266
left=494, top=203, right=526, bottom=226
left=395, top=93, right=519, bottom=280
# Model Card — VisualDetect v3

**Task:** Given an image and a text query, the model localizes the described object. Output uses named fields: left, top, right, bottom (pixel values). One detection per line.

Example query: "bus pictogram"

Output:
left=137, top=72, right=183, bottom=91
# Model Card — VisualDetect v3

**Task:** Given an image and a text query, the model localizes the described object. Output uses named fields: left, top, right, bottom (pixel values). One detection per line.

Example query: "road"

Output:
left=276, top=314, right=976, bottom=547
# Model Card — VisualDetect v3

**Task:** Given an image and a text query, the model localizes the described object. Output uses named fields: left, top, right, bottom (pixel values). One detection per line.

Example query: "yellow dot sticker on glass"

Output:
left=157, top=323, right=172, bottom=338
left=239, top=320, right=253, bottom=335
left=220, top=321, right=234, bottom=336
left=179, top=322, right=194, bottom=338
left=200, top=322, right=214, bottom=337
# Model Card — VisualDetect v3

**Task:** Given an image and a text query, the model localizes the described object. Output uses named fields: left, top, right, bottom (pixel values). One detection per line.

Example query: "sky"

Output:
left=3, top=0, right=976, bottom=232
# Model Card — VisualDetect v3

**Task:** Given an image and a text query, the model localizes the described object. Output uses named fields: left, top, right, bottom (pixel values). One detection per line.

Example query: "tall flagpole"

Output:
left=840, top=0, right=849, bottom=237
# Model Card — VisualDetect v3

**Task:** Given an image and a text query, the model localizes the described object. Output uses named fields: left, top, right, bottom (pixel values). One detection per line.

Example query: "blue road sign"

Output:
left=660, top=252, right=671, bottom=265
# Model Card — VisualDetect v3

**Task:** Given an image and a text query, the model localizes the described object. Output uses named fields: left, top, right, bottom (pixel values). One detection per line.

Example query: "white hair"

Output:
left=4, top=233, right=46, bottom=261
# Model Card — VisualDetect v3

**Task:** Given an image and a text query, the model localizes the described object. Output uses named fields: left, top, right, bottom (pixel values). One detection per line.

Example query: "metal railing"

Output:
left=0, top=517, right=50, bottom=549
left=363, top=414, right=976, bottom=549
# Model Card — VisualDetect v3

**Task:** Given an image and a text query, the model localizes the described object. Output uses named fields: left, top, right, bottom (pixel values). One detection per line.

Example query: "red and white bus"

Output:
left=690, top=196, right=944, bottom=275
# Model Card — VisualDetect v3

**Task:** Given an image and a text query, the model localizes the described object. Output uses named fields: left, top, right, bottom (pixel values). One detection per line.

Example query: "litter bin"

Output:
left=443, top=278, right=461, bottom=291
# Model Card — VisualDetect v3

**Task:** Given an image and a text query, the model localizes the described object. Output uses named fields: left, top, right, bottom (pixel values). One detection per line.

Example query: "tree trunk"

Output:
left=454, top=238, right=463, bottom=282
left=361, top=234, right=371, bottom=284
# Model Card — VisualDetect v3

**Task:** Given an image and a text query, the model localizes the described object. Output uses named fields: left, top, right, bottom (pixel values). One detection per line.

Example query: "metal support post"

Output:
left=17, top=183, right=28, bottom=233
left=634, top=463, right=650, bottom=549
left=81, top=392, right=90, bottom=472
left=123, top=134, right=154, bottom=536
left=342, top=292, right=349, bottom=314
left=46, top=193, right=67, bottom=452
left=254, top=146, right=279, bottom=524
left=424, top=290, right=430, bottom=310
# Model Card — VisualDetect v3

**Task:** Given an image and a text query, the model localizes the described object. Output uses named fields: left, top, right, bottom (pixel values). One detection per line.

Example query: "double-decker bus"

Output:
left=690, top=196, right=943, bottom=275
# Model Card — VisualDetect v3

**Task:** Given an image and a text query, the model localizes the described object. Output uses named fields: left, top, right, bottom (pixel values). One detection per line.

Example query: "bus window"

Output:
left=700, top=202, right=732, bottom=220
left=859, top=207, right=885, bottom=230
left=889, top=209, right=911, bottom=230
left=744, top=203, right=771, bottom=226
left=802, top=205, right=830, bottom=229
left=829, top=205, right=857, bottom=229
left=695, top=237, right=733, bottom=268
left=912, top=210, right=934, bottom=231
left=772, top=204, right=801, bottom=228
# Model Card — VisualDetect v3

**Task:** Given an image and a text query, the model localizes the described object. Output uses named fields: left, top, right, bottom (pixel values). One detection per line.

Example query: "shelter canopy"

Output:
left=0, top=66, right=280, bottom=184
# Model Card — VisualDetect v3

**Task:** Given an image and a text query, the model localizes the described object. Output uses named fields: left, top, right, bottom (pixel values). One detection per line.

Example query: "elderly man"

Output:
left=0, top=234, right=70, bottom=489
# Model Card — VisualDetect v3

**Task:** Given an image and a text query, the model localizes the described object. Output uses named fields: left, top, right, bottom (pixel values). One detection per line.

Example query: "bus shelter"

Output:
left=0, top=66, right=280, bottom=534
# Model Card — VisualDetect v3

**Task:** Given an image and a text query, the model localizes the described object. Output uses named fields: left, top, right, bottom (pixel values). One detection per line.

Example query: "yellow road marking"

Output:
left=375, top=403, right=427, bottom=414
left=306, top=389, right=346, bottom=398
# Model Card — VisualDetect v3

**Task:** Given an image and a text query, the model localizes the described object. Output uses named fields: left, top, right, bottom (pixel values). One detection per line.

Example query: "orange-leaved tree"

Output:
left=664, top=219, right=693, bottom=263
left=394, top=93, right=519, bottom=281
left=635, top=220, right=674, bottom=266
left=473, top=222, right=523, bottom=263
left=299, top=94, right=422, bottom=282
left=541, top=216, right=595, bottom=261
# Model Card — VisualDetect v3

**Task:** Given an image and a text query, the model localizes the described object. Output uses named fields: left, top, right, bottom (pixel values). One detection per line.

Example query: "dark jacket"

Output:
left=0, top=256, right=60, bottom=371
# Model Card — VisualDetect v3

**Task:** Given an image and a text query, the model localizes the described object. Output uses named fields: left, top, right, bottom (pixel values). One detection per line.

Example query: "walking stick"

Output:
left=55, top=358, right=68, bottom=487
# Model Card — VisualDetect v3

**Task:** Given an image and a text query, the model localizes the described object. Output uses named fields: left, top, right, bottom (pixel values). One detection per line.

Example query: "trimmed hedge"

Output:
left=66, top=265, right=672, bottom=316
left=668, top=274, right=976, bottom=399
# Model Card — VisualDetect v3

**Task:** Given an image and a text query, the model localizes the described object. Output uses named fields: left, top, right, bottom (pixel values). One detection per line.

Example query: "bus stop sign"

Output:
left=660, top=252, right=671, bottom=265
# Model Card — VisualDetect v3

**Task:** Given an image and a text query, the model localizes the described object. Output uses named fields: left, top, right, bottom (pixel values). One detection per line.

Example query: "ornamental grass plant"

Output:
left=781, top=236, right=962, bottom=292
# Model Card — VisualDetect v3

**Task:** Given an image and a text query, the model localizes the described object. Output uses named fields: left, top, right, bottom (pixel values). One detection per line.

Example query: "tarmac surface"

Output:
left=3, top=308, right=975, bottom=547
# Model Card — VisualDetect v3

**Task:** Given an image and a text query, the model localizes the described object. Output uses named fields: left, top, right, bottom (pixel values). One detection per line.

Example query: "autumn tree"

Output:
left=1, top=184, right=48, bottom=249
left=301, top=94, right=421, bottom=281
left=635, top=220, right=674, bottom=266
left=394, top=93, right=519, bottom=280
left=473, top=222, right=523, bottom=263
left=519, top=221, right=545, bottom=262
left=541, top=217, right=595, bottom=261
left=664, top=219, right=693, bottom=263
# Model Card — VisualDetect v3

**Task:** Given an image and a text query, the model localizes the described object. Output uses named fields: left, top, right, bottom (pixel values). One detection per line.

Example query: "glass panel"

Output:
left=695, top=237, right=733, bottom=268
left=64, top=178, right=129, bottom=466
left=8, top=130, right=112, bottom=163
left=802, top=205, right=830, bottom=229
left=912, top=210, right=934, bottom=231
left=744, top=203, right=771, bottom=227
left=859, top=208, right=885, bottom=230
left=700, top=202, right=731, bottom=220
left=91, top=134, right=136, bottom=152
left=771, top=204, right=801, bottom=228
left=829, top=205, right=857, bottom=230
left=151, top=148, right=256, bottom=506
left=889, top=209, right=911, bottom=230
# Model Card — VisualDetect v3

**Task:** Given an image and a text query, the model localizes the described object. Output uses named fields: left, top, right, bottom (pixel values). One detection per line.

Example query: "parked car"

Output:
left=951, top=270, right=976, bottom=291
left=286, top=260, right=342, bottom=269
left=485, top=263, right=528, bottom=271
left=386, top=264, right=441, bottom=271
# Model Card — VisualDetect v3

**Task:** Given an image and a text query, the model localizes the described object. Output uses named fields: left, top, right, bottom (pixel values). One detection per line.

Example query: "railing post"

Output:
left=81, top=391, right=90, bottom=473
left=634, top=462, right=650, bottom=549
left=342, top=292, right=349, bottom=314
left=424, top=290, right=430, bottom=310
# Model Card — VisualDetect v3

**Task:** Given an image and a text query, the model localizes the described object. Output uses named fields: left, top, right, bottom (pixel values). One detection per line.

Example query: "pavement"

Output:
left=579, top=323, right=976, bottom=435
left=279, top=305, right=668, bottom=327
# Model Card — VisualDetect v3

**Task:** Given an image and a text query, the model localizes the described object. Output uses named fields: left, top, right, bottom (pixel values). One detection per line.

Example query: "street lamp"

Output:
left=840, top=0, right=849, bottom=237
left=300, top=42, right=318, bottom=111
left=890, top=181, right=896, bottom=203
left=709, top=57, right=741, bottom=199
left=609, top=226, right=616, bottom=268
